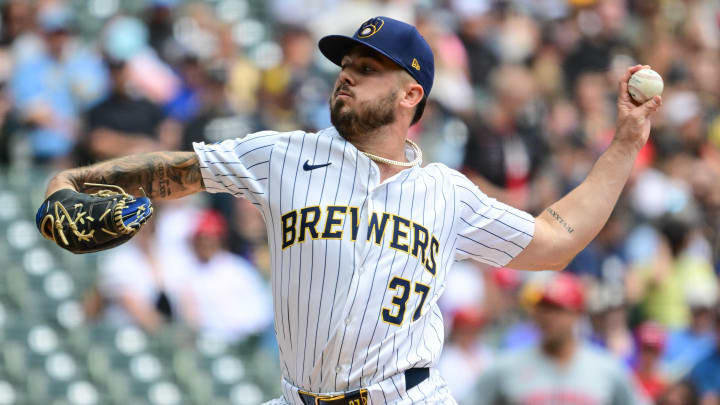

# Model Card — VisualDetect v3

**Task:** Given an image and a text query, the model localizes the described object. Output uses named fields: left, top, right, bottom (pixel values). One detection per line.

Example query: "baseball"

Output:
left=628, top=68, right=664, bottom=104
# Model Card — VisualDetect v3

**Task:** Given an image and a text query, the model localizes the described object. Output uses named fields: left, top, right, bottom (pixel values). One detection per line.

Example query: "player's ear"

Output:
left=399, top=79, right=424, bottom=110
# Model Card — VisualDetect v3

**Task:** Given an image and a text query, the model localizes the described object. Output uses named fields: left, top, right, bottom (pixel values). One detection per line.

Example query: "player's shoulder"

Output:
left=237, top=129, right=307, bottom=144
left=420, top=163, right=473, bottom=186
left=242, top=127, right=337, bottom=146
left=194, top=128, right=325, bottom=152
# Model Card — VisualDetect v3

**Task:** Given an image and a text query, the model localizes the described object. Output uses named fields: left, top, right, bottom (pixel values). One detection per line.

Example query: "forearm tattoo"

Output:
left=67, top=152, right=204, bottom=199
left=546, top=207, right=574, bottom=234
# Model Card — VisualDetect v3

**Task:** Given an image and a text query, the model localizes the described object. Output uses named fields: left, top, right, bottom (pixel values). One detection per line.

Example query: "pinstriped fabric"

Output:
left=193, top=127, right=534, bottom=402
left=451, top=172, right=534, bottom=265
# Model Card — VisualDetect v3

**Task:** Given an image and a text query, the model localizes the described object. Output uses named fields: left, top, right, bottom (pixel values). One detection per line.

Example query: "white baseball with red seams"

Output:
left=628, top=68, right=664, bottom=104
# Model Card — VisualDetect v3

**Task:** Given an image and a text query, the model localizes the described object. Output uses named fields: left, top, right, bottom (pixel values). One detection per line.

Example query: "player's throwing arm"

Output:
left=506, top=64, right=662, bottom=271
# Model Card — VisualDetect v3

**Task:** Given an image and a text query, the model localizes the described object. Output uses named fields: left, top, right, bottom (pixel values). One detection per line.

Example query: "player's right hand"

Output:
left=614, top=64, right=663, bottom=150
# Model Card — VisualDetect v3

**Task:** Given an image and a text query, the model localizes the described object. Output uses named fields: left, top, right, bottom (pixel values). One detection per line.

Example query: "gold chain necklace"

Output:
left=361, top=139, right=423, bottom=167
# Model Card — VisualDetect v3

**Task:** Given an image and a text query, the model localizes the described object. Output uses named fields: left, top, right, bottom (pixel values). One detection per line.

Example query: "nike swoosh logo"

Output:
left=303, top=160, right=331, bottom=171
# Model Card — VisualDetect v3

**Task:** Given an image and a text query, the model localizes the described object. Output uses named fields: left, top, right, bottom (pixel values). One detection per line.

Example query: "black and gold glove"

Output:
left=35, top=184, right=153, bottom=254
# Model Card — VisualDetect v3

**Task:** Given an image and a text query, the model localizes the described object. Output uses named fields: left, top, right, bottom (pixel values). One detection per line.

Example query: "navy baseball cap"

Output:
left=319, top=16, right=435, bottom=97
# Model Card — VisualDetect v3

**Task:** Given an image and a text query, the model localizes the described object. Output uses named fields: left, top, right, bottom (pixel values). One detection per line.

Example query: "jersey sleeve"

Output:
left=193, top=131, right=280, bottom=207
left=452, top=172, right=535, bottom=267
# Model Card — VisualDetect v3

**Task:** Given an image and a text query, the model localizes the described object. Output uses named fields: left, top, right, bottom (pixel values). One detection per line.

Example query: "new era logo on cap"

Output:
left=318, top=16, right=435, bottom=97
left=411, top=58, right=420, bottom=71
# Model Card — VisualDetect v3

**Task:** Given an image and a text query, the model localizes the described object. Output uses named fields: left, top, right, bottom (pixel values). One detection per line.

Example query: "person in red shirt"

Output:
left=633, top=321, right=669, bottom=401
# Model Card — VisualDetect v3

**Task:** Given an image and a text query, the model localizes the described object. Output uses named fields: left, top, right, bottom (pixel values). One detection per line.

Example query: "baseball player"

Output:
left=475, top=274, right=651, bottom=405
left=38, top=16, right=662, bottom=405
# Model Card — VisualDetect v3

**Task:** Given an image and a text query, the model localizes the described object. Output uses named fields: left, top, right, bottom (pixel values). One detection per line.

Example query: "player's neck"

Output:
left=348, top=124, right=411, bottom=181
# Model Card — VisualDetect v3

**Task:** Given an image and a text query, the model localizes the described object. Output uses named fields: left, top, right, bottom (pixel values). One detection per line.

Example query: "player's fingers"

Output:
left=618, top=65, right=643, bottom=103
left=638, top=95, right=662, bottom=116
left=618, top=73, right=636, bottom=104
left=619, top=78, right=631, bottom=103
left=619, top=64, right=643, bottom=87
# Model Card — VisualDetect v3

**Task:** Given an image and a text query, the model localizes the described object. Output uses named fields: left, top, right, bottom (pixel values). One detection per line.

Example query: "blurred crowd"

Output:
left=1, top=0, right=720, bottom=404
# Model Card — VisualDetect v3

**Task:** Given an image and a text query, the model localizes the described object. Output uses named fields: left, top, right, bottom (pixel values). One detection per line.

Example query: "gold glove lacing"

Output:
left=40, top=183, right=150, bottom=246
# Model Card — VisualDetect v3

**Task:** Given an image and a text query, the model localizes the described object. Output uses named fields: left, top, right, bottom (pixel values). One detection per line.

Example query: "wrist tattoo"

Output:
left=70, top=152, right=203, bottom=199
left=546, top=207, right=574, bottom=234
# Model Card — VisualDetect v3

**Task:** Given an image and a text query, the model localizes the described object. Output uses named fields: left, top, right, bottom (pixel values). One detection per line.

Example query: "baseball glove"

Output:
left=35, top=183, right=153, bottom=254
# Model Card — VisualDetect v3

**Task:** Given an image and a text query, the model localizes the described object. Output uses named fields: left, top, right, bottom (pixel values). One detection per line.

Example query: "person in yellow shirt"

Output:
left=627, top=215, right=717, bottom=329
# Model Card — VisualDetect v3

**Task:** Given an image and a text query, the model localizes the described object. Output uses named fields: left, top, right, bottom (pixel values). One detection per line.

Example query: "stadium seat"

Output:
left=229, top=382, right=264, bottom=405
left=104, top=370, right=132, bottom=405
left=55, top=300, right=86, bottom=330
left=66, top=380, right=101, bottom=405
left=5, top=266, right=30, bottom=314
left=0, top=379, right=20, bottom=405
left=130, top=353, right=165, bottom=384
left=0, top=191, right=22, bottom=225
left=6, top=220, right=39, bottom=252
left=146, top=381, right=184, bottom=405
left=45, top=351, right=79, bottom=382
left=115, top=326, right=150, bottom=355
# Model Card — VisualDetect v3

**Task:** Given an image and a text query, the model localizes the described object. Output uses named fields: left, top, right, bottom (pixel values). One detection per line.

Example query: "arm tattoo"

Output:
left=546, top=207, right=574, bottom=234
left=67, top=152, right=205, bottom=199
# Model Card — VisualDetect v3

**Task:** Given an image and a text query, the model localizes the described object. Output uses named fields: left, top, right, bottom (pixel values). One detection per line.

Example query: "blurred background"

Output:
left=0, top=0, right=718, bottom=404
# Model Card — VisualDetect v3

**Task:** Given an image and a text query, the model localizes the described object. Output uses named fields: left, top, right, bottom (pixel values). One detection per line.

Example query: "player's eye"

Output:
left=362, top=65, right=374, bottom=73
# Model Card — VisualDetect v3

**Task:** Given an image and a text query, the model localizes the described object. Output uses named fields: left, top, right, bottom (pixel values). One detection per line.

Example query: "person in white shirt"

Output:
left=96, top=219, right=187, bottom=332
left=180, top=210, right=273, bottom=343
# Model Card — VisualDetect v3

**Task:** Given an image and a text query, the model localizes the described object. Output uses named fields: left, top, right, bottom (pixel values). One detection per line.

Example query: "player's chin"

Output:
left=333, top=96, right=351, bottom=108
left=331, top=100, right=351, bottom=116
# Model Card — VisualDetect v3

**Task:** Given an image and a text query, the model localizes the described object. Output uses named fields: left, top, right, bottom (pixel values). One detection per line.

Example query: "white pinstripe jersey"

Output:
left=193, top=126, right=535, bottom=396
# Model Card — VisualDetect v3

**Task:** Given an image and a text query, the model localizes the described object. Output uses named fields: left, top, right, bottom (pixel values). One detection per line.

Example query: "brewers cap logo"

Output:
left=357, top=17, right=384, bottom=38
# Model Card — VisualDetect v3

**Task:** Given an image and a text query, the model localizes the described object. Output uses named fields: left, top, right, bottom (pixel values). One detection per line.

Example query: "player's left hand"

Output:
left=614, top=64, right=663, bottom=150
left=36, top=184, right=153, bottom=254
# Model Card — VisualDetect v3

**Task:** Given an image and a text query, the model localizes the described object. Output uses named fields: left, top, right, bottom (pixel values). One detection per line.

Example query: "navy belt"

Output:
left=297, top=368, right=429, bottom=405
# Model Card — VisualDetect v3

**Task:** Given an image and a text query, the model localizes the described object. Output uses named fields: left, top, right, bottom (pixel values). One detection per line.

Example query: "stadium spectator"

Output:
left=9, top=1, right=107, bottom=164
left=463, top=63, right=548, bottom=210
left=180, top=60, right=252, bottom=149
left=438, top=307, right=495, bottom=404
left=164, top=54, right=204, bottom=123
left=82, top=56, right=180, bottom=162
left=95, top=217, right=188, bottom=333
left=688, top=308, right=720, bottom=405
left=627, top=215, right=717, bottom=329
left=0, top=0, right=34, bottom=47
left=586, top=281, right=634, bottom=364
left=633, top=321, right=669, bottom=402
left=658, top=380, right=699, bottom=405
left=179, top=210, right=273, bottom=343
left=258, top=24, right=330, bottom=132
left=662, top=282, right=718, bottom=380
left=144, top=0, right=180, bottom=63
left=474, top=273, right=651, bottom=405
left=567, top=209, right=630, bottom=281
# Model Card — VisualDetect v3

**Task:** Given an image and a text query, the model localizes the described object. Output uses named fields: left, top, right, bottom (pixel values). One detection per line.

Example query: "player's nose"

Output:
left=337, top=67, right=356, bottom=87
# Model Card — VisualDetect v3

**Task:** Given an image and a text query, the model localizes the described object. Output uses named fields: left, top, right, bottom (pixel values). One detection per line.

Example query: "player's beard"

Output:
left=330, top=89, right=397, bottom=141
